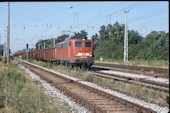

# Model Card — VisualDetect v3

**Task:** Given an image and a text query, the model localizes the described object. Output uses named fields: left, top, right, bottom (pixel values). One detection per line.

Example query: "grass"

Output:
left=27, top=58, right=33, bottom=63
left=95, top=59, right=169, bottom=68
left=0, top=62, right=70, bottom=113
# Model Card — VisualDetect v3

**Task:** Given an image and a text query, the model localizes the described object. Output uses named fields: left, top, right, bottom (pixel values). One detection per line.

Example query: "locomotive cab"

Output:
left=55, top=38, right=94, bottom=68
left=73, top=39, right=94, bottom=67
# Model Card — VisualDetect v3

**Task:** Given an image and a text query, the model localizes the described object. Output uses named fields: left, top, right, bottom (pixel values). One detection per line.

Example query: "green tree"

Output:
left=136, top=31, right=169, bottom=60
left=91, top=33, right=99, bottom=48
left=0, top=44, right=3, bottom=56
left=99, top=25, right=107, bottom=40
left=74, top=30, right=88, bottom=39
left=56, top=34, right=69, bottom=43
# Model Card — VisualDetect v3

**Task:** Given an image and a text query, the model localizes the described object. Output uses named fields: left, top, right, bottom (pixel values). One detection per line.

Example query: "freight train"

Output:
left=13, top=37, right=94, bottom=68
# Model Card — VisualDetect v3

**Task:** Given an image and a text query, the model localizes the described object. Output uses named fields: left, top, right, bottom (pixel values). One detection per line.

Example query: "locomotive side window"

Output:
left=85, top=42, right=91, bottom=47
left=75, top=42, right=82, bottom=47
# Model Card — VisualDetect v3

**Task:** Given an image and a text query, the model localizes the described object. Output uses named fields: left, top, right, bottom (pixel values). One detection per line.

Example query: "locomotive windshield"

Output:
left=85, top=42, right=91, bottom=47
left=75, top=42, right=82, bottom=47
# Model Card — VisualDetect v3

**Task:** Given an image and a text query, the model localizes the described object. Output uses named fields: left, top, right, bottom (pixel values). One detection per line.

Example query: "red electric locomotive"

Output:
left=55, top=38, right=94, bottom=67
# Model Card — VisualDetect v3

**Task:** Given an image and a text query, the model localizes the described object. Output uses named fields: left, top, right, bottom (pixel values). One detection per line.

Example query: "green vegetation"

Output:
left=27, top=58, right=33, bottom=63
left=92, top=22, right=169, bottom=62
left=42, top=62, right=53, bottom=69
left=0, top=44, right=3, bottom=56
left=0, top=63, right=62, bottom=112
left=166, top=96, right=169, bottom=105
left=95, top=59, right=168, bottom=68
left=82, top=72, right=95, bottom=82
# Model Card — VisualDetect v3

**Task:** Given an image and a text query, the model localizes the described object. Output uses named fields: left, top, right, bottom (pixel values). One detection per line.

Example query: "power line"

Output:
left=82, top=2, right=157, bottom=30
left=129, top=22, right=168, bottom=28
left=77, top=2, right=143, bottom=29
left=129, top=8, right=168, bottom=23
left=33, top=2, right=88, bottom=38
left=13, top=2, right=85, bottom=28
left=62, top=2, right=146, bottom=36
left=12, top=2, right=66, bottom=26
left=78, top=3, right=167, bottom=35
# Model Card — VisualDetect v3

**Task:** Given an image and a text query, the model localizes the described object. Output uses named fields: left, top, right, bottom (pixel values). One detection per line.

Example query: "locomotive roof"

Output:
left=57, top=38, right=92, bottom=44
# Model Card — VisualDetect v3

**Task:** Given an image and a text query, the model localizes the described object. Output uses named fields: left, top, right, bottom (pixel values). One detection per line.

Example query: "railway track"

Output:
left=93, top=72, right=169, bottom=94
left=94, top=63, right=169, bottom=78
left=18, top=59, right=156, bottom=113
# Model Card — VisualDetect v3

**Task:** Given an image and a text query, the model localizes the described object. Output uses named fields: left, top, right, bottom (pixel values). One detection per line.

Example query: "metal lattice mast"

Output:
left=124, top=10, right=129, bottom=63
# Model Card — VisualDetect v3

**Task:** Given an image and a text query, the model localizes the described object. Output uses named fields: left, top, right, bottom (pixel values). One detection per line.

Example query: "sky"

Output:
left=0, top=1, right=169, bottom=53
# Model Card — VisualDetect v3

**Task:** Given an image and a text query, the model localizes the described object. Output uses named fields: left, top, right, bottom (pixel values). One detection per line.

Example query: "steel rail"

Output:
left=94, top=62, right=169, bottom=75
left=93, top=72, right=169, bottom=94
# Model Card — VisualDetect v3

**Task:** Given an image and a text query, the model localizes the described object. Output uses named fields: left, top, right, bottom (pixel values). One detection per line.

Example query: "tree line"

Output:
left=91, top=22, right=169, bottom=61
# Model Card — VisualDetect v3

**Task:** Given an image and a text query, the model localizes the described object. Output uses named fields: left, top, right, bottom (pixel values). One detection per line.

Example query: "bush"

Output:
left=27, top=59, right=33, bottom=62
left=86, top=74, right=94, bottom=82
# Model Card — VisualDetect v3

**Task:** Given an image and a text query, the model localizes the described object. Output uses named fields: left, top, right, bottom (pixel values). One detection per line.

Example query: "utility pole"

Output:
left=124, top=9, right=129, bottom=63
left=3, top=43, right=6, bottom=58
left=6, top=2, right=10, bottom=64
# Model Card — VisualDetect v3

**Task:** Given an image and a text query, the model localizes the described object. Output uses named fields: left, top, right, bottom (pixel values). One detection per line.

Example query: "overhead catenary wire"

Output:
left=86, top=2, right=155, bottom=27
left=129, top=8, right=168, bottom=23
left=33, top=2, right=93, bottom=38
left=74, top=2, right=167, bottom=35
left=13, top=2, right=86, bottom=28
left=75, top=2, right=145, bottom=30
left=12, top=2, right=66, bottom=26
